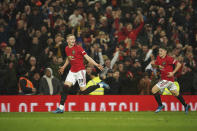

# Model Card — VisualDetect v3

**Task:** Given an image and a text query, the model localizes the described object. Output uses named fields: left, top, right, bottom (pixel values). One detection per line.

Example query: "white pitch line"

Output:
left=0, top=116, right=196, bottom=121
left=0, top=117, right=166, bottom=120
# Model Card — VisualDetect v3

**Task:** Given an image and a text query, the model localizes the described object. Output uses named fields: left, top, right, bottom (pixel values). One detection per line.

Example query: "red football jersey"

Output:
left=65, top=45, right=87, bottom=72
left=155, top=55, right=177, bottom=82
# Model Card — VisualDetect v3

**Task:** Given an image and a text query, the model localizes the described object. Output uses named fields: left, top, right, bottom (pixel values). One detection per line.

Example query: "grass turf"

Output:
left=0, top=112, right=197, bottom=131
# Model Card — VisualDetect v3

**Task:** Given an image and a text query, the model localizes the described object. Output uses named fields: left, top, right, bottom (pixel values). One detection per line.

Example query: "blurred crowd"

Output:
left=0, top=0, right=197, bottom=95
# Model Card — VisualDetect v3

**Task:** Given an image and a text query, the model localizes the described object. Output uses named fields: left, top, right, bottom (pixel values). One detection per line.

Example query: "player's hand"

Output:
left=158, top=65, right=164, bottom=69
left=167, top=72, right=174, bottom=77
left=97, top=64, right=104, bottom=71
left=59, top=66, right=65, bottom=75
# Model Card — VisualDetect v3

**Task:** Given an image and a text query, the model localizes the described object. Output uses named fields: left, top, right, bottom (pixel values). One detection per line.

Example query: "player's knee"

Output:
left=80, top=86, right=86, bottom=91
left=171, top=91, right=179, bottom=96
left=174, top=92, right=179, bottom=96
left=64, top=83, right=71, bottom=88
left=151, top=88, right=156, bottom=94
left=64, top=82, right=72, bottom=87
left=151, top=86, right=159, bottom=94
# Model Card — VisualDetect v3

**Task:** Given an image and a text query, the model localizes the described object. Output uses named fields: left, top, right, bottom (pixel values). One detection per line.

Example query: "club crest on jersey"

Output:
left=162, top=62, right=166, bottom=65
left=72, top=50, right=75, bottom=55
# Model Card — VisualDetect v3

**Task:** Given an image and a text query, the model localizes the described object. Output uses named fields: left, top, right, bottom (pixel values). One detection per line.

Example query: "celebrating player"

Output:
left=52, top=34, right=109, bottom=113
left=151, top=46, right=190, bottom=114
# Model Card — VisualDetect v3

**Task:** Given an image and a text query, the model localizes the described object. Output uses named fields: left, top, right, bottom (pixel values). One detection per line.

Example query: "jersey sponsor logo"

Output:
left=162, top=62, right=166, bottom=66
left=72, top=50, right=75, bottom=55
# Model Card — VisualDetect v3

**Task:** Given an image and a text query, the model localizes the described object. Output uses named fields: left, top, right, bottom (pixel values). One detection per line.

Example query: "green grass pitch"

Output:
left=0, top=112, right=197, bottom=131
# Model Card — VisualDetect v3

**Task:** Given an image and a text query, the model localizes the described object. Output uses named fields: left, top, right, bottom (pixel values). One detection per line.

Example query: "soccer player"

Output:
left=151, top=46, right=190, bottom=114
left=52, top=34, right=108, bottom=113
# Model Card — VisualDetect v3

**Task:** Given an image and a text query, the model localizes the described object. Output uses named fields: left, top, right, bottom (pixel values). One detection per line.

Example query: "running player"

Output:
left=151, top=46, right=190, bottom=114
left=52, top=34, right=108, bottom=113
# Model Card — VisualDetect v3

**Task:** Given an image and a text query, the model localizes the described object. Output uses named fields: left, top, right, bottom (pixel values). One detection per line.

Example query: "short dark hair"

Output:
left=159, top=45, right=168, bottom=51
left=91, top=67, right=101, bottom=76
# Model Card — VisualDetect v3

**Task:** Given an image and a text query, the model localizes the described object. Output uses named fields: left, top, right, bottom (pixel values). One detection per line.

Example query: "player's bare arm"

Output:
left=59, top=57, right=69, bottom=75
left=167, top=61, right=181, bottom=77
left=84, top=54, right=104, bottom=71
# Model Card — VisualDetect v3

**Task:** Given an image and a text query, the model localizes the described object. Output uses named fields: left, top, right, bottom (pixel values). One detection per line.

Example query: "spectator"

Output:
left=30, top=36, right=41, bottom=59
left=53, top=34, right=66, bottom=58
left=49, top=55, right=64, bottom=80
left=8, top=37, right=17, bottom=55
left=86, top=66, right=93, bottom=82
left=31, top=71, right=41, bottom=94
left=99, top=48, right=119, bottom=78
left=129, top=59, right=143, bottom=95
left=18, top=68, right=36, bottom=95
left=68, top=9, right=83, bottom=28
left=0, top=25, right=8, bottom=44
left=4, top=61, right=18, bottom=95
left=0, top=67, right=7, bottom=94
left=138, top=72, right=151, bottom=95
left=27, top=56, right=40, bottom=80
left=39, top=47, right=53, bottom=69
left=105, top=70, right=121, bottom=95
left=90, top=1, right=103, bottom=23
left=90, top=43, right=100, bottom=63
left=39, top=68, right=62, bottom=95
left=39, top=25, right=49, bottom=50
left=15, top=20, right=30, bottom=53
left=27, top=7, right=43, bottom=29
left=86, top=68, right=109, bottom=95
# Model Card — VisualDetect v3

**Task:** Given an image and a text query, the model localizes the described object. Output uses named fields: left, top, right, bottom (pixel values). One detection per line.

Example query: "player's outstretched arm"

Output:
left=59, top=57, right=69, bottom=75
left=84, top=54, right=104, bottom=71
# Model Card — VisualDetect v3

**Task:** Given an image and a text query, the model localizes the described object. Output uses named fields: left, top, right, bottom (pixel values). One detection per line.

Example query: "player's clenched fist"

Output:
left=97, top=64, right=104, bottom=71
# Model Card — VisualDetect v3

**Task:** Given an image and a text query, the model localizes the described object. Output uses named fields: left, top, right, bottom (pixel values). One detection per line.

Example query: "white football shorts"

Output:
left=156, top=80, right=177, bottom=94
left=65, top=70, right=86, bottom=87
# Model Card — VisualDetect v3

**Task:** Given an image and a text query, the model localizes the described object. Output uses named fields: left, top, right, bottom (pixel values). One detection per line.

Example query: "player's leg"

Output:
left=79, top=85, right=100, bottom=95
left=169, top=83, right=190, bottom=114
left=52, top=71, right=75, bottom=113
left=59, top=81, right=72, bottom=109
left=152, top=85, right=162, bottom=106
left=79, top=82, right=109, bottom=95
left=152, top=80, right=170, bottom=113
left=76, top=70, right=108, bottom=95
left=76, top=70, right=98, bottom=95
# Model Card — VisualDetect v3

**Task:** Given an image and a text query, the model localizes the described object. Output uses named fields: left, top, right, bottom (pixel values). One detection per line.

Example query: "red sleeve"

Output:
left=168, top=56, right=177, bottom=65
left=133, top=22, right=144, bottom=36
left=78, top=46, right=87, bottom=56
